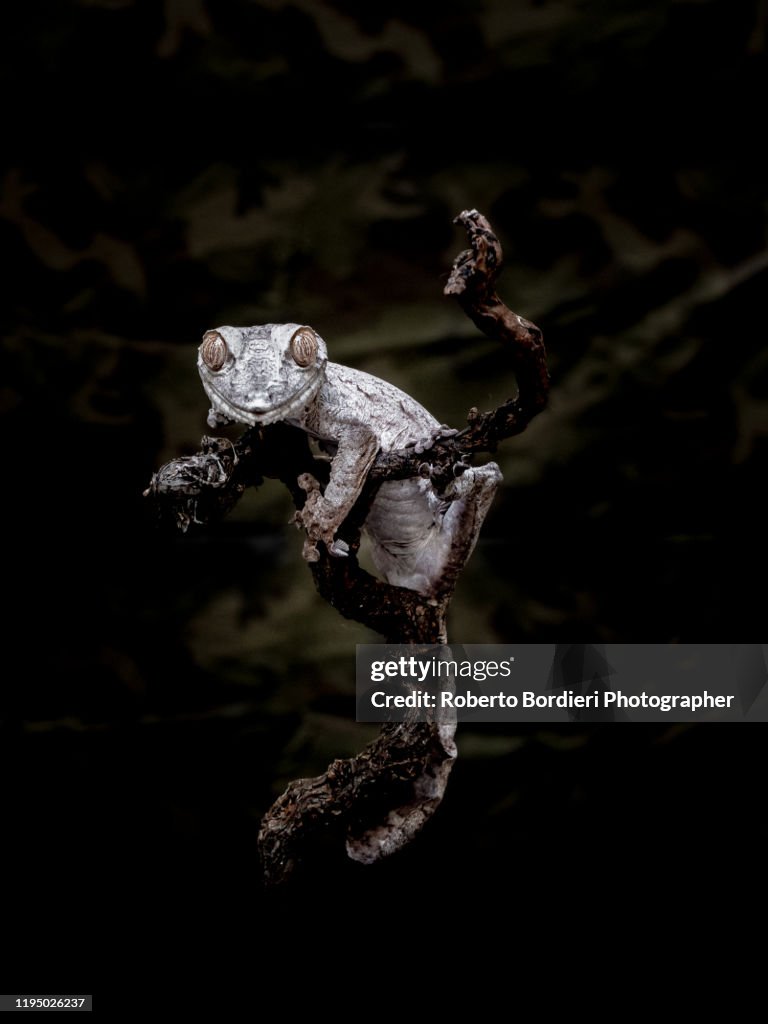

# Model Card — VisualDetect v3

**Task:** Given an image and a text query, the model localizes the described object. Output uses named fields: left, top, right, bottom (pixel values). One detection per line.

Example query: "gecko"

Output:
left=198, top=322, right=501, bottom=598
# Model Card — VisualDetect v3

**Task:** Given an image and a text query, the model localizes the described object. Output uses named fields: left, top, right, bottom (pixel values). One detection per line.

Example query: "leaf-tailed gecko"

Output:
left=198, top=322, right=500, bottom=598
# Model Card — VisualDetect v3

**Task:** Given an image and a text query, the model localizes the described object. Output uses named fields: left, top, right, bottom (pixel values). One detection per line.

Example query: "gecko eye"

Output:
left=201, top=331, right=228, bottom=372
left=289, top=326, right=317, bottom=367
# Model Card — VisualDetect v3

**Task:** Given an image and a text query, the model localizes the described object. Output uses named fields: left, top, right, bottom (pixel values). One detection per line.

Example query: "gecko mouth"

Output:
left=202, top=372, right=325, bottom=426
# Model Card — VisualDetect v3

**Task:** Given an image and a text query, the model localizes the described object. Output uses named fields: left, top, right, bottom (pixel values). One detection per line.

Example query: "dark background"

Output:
left=2, top=0, right=767, bottom=980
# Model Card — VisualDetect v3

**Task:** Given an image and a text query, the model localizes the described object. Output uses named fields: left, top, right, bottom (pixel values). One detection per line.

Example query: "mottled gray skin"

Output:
left=198, top=323, right=500, bottom=597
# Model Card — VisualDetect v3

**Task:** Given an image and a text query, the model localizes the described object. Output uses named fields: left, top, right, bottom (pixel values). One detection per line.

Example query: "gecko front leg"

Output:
left=296, top=423, right=379, bottom=560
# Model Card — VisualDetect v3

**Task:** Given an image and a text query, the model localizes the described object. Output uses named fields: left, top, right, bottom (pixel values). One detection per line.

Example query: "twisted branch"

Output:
left=144, top=210, right=549, bottom=884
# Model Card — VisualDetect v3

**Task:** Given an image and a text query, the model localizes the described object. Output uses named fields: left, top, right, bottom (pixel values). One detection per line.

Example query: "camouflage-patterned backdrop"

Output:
left=3, top=0, right=767, bottom=968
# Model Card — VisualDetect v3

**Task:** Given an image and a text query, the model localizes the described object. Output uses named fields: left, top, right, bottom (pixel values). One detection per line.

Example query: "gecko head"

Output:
left=197, top=323, right=328, bottom=426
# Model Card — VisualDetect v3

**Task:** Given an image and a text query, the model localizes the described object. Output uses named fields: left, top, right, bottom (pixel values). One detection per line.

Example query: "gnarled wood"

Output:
left=144, top=210, right=549, bottom=885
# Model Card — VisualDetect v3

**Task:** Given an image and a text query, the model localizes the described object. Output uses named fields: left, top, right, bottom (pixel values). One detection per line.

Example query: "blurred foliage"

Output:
left=2, top=0, right=767, bottom=922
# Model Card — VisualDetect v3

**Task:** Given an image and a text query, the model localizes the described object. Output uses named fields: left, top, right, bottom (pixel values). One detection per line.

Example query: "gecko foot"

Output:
left=295, top=473, right=348, bottom=559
